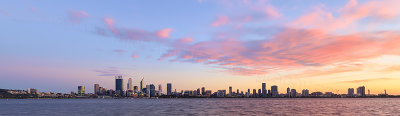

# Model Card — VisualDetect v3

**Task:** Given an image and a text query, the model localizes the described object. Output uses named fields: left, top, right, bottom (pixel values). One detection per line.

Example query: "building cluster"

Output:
left=0, top=76, right=393, bottom=99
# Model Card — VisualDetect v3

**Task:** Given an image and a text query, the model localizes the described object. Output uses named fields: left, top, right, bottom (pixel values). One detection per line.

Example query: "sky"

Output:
left=1, top=0, right=400, bottom=95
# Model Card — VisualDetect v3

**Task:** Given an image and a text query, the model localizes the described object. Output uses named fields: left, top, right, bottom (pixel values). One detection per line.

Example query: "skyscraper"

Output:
left=357, top=86, right=366, bottom=97
left=94, top=84, right=99, bottom=95
left=262, top=83, right=267, bottom=97
left=140, top=78, right=144, bottom=93
left=271, top=85, right=278, bottom=97
left=201, top=87, right=205, bottom=95
left=167, top=83, right=172, bottom=95
left=258, top=89, right=261, bottom=97
left=290, top=89, right=296, bottom=97
left=286, top=87, right=290, bottom=97
left=115, top=76, right=124, bottom=96
left=229, top=86, right=232, bottom=96
left=146, top=85, right=151, bottom=97
left=150, top=84, right=156, bottom=97
left=128, top=78, right=133, bottom=91
left=158, top=84, right=162, bottom=95
left=78, top=86, right=85, bottom=96
left=253, top=89, right=256, bottom=97
left=302, top=89, right=309, bottom=96
left=348, top=88, right=354, bottom=96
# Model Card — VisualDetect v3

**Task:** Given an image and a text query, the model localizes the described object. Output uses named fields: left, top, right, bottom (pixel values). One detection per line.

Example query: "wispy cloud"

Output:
left=342, top=77, right=395, bottom=83
left=69, top=10, right=89, bottom=24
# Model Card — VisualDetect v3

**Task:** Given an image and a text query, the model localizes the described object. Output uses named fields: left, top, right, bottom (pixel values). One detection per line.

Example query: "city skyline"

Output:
left=1, top=0, right=400, bottom=95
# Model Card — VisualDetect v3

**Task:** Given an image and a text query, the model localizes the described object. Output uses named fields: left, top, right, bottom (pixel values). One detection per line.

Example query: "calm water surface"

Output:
left=1, top=98, right=399, bottom=115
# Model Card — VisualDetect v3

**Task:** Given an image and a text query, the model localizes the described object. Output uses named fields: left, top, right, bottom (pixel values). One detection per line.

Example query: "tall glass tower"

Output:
left=115, top=76, right=123, bottom=96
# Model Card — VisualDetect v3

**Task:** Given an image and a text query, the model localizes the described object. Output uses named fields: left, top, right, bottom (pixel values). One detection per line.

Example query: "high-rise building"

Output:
left=158, top=84, right=162, bottom=95
left=115, top=76, right=124, bottom=96
left=150, top=84, right=156, bottom=97
left=357, top=86, right=365, bottom=97
left=253, top=89, right=257, bottom=97
left=286, top=87, right=290, bottom=97
left=258, top=89, right=261, bottom=97
left=271, top=85, right=278, bottom=97
left=94, top=84, right=99, bottom=95
left=133, top=86, right=138, bottom=93
left=348, top=88, right=354, bottom=96
left=140, top=78, right=144, bottom=93
left=197, top=88, right=201, bottom=95
left=201, top=87, right=205, bottom=95
left=229, top=86, right=232, bottom=96
left=302, top=89, right=309, bottom=96
left=237, top=89, right=239, bottom=96
left=290, top=89, right=296, bottom=97
left=146, top=85, right=151, bottom=97
left=128, top=78, right=133, bottom=91
left=78, top=86, right=85, bottom=96
left=167, top=83, right=172, bottom=95
left=262, top=83, right=267, bottom=97
left=27, top=88, right=31, bottom=94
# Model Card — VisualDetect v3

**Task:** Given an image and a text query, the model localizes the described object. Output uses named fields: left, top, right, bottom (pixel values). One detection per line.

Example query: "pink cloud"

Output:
left=178, top=37, right=194, bottom=43
left=156, top=28, right=173, bottom=38
left=132, top=54, right=138, bottom=59
left=211, top=15, right=230, bottom=27
left=264, top=4, right=281, bottom=18
left=69, top=11, right=89, bottom=24
left=104, top=18, right=119, bottom=34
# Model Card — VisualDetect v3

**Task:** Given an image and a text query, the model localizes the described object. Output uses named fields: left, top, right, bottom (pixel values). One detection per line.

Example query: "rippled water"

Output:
left=1, top=98, right=399, bottom=115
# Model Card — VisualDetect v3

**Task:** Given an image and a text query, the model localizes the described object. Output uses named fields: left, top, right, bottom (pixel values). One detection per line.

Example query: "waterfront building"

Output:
left=357, top=86, right=366, bottom=97
left=133, top=86, right=138, bottom=93
left=158, top=84, right=162, bottom=95
left=287, top=87, right=290, bottom=97
left=201, top=87, right=205, bottom=95
left=94, top=84, right=99, bottom=95
left=150, top=84, right=156, bottom=97
left=301, top=89, right=309, bottom=96
left=229, top=86, right=232, bottom=96
left=146, top=85, right=151, bottom=97
left=290, top=89, right=297, bottom=97
left=258, top=89, right=261, bottom=97
left=140, top=78, right=144, bottom=93
left=348, top=88, right=354, bottom=96
left=271, top=85, right=278, bottom=97
left=262, top=83, right=266, bottom=97
left=236, top=89, right=239, bottom=96
left=78, top=86, right=85, bottom=96
left=167, top=83, right=172, bottom=95
left=253, top=89, right=257, bottom=97
left=128, top=78, right=133, bottom=91
left=115, top=76, right=124, bottom=96
left=197, top=88, right=201, bottom=95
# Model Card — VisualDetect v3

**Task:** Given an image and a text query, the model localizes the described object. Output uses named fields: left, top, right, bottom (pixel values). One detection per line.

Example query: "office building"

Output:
left=258, top=89, right=261, bottom=97
left=140, top=78, right=144, bottom=93
left=348, top=88, right=354, bottom=96
left=271, top=85, right=278, bottom=97
left=146, top=85, right=151, bottom=97
left=287, top=87, right=290, bottom=97
left=357, top=86, right=366, bottom=97
left=302, top=89, right=309, bottom=96
left=149, top=84, right=156, bottom=97
left=229, top=86, right=232, bottom=96
left=127, top=78, right=133, bottom=91
left=115, top=76, right=124, bottom=96
left=201, top=87, right=205, bottom=95
left=167, top=83, right=172, bottom=95
left=94, top=84, right=99, bottom=95
left=290, top=89, right=297, bottom=97
left=158, top=84, right=162, bottom=95
left=262, top=83, right=266, bottom=97
left=78, top=86, right=85, bottom=96
left=253, top=89, right=256, bottom=97
left=133, top=86, right=138, bottom=93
